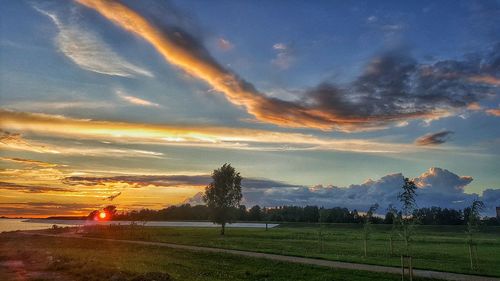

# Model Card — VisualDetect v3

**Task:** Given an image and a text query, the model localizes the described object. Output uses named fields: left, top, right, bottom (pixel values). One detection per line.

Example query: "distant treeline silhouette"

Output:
left=108, top=204, right=499, bottom=225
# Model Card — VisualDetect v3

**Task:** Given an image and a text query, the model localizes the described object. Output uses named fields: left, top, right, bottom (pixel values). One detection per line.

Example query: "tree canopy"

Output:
left=203, top=163, right=242, bottom=235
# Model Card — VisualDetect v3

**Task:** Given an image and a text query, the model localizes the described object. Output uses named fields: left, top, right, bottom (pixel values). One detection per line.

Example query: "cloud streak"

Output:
left=35, top=6, right=153, bottom=78
left=0, top=128, right=164, bottom=158
left=0, top=202, right=96, bottom=217
left=76, top=0, right=499, bottom=131
left=116, top=90, right=161, bottom=107
left=0, top=157, right=59, bottom=168
left=415, top=130, right=454, bottom=146
left=0, top=109, right=425, bottom=154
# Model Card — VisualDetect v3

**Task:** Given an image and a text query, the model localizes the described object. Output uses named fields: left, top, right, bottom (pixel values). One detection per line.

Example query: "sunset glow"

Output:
left=0, top=0, right=498, bottom=218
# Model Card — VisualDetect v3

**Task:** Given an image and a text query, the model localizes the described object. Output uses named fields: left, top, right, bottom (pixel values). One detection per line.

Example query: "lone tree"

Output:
left=362, top=203, right=379, bottom=257
left=385, top=204, right=400, bottom=256
left=203, top=164, right=242, bottom=235
left=398, top=177, right=418, bottom=255
left=465, top=199, right=484, bottom=270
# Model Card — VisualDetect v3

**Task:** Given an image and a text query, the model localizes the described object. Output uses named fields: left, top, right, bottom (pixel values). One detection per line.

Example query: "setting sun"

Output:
left=99, top=212, right=106, bottom=220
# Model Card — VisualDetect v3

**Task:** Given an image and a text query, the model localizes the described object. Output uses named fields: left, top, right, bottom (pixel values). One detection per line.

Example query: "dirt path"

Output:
left=20, top=232, right=500, bottom=281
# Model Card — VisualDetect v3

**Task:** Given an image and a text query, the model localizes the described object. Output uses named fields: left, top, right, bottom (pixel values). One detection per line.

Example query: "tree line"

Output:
left=102, top=203, right=498, bottom=225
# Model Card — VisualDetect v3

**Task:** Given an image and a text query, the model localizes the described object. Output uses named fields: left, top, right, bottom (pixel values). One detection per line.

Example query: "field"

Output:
left=82, top=223, right=500, bottom=278
left=0, top=233, right=438, bottom=281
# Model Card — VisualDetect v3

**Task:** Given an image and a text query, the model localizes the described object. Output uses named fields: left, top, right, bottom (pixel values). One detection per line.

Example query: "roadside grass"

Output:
left=81, top=223, right=500, bottom=277
left=0, top=233, right=439, bottom=281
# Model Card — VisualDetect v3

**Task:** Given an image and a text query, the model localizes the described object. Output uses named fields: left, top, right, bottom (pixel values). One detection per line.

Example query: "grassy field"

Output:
left=0, top=233, right=438, bottom=281
left=82, top=223, right=500, bottom=277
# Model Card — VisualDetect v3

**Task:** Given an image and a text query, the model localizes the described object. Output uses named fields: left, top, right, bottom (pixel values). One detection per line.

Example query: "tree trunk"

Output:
left=469, top=242, right=473, bottom=270
left=364, top=239, right=367, bottom=257
left=390, top=236, right=394, bottom=256
left=221, top=223, right=225, bottom=235
left=404, top=227, right=409, bottom=255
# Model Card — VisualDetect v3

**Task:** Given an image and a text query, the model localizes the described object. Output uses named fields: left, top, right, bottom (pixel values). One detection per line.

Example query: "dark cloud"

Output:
left=0, top=130, right=23, bottom=145
left=63, top=174, right=297, bottom=189
left=63, top=168, right=498, bottom=215
left=415, top=130, right=454, bottom=146
left=0, top=181, right=74, bottom=193
left=64, top=175, right=211, bottom=187
left=0, top=202, right=95, bottom=216
left=105, top=192, right=122, bottom=201
left=0, top=157, right=59, bottom=167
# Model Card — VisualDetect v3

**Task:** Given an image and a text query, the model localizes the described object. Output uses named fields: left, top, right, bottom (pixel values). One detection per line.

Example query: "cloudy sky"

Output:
left=0, top=0, right=499, bottom=217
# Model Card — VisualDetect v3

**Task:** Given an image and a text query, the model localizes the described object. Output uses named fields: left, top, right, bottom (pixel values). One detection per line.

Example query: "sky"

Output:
left=0, top=0, right=499, bottom=217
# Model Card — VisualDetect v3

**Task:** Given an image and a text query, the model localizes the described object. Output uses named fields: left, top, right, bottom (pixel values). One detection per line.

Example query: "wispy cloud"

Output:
left=116, top=90, right=161, bottom=107
left=0, top=157, right=59, bottom=168
left=217, top=38, right=233, bottom=51
left=34, top=6, right=153, bottom=78
left=0, top=181, right=74, bottom=194
left=0, top=109, right=426, bottom=154
left=75, top=0, right=499, bottom=131
left=104, top=192, right=122, bottom=201
left=0, top=128, right=164, bottom=158
left=415, top=130, right=454, bottom=146
left=4, top=100, right=113, bottom=111
left=0, top=202, right=96, bottom=217
left=0, top=129, right=60, bottom=154
left=272, top=43, right=295, bottom=70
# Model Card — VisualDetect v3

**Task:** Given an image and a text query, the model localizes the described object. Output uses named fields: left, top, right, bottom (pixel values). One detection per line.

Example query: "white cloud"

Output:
left=217, top=38, right=233, bottom=51
left=273, top=43, right=287, bottom=50
left=35, top=7, right=153, bottom=78
left=272, top=43, right=295, bottom=70
left=186, top=167, right=499, bottom=216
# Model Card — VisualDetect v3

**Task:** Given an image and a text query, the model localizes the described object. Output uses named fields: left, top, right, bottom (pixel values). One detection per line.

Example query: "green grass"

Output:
left=82, top=223, right=500, bottom=277
left=0, top=233, right=437, bottom=281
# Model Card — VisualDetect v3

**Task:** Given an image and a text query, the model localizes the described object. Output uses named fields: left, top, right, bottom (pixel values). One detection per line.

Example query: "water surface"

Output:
left=0, top=218, right=277, bottom=232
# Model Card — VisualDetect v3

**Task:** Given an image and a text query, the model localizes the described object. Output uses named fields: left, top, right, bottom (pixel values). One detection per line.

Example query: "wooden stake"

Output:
left=390, top=236, right=394, bottom=256
left=409, top=256, right=413, bottom=281
left=469, top=243, right=473, bottom=270
left=401, top=255, right=404, bottom=281
left=364, top=239, right=367, bottom=257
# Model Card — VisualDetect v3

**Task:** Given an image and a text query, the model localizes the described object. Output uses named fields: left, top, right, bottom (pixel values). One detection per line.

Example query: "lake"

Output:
left=0, top=218, right=278, bottom=232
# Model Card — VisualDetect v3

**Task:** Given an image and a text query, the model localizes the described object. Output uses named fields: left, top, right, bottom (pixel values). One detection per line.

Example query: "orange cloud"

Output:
left=0, top=157, right=59, bottom=168
left=75, top=0, right=447, bottom=131
left=486, top=108, right=500, bottom=116
left=469, top=75, right=500, bottom=86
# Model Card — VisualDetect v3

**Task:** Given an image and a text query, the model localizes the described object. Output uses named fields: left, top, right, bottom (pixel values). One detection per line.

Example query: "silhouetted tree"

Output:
left=103, top=205, right=117, bottom=219
left=303, top=206, right=320, bottom=222
left=413, top=207, right=463, bottom=225
left=203, top=164, right=242, bottom=235
left=237, top=205, right=247, bottom=220
left=87, top=210, right=99, bottom=220
left=248, top=205, right=262, bottom=221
